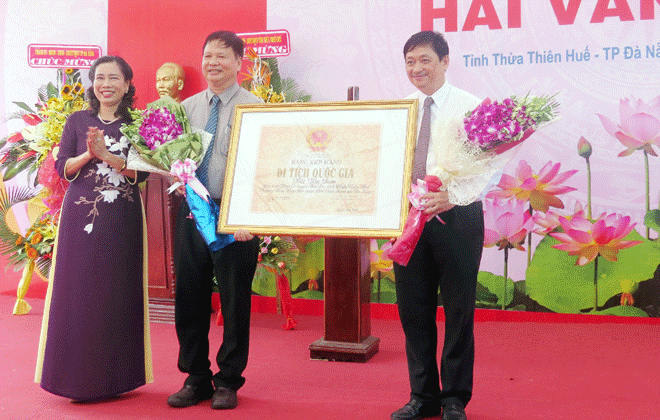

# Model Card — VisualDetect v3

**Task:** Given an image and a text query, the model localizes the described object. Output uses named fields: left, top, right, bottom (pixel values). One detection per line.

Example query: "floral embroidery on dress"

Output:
left=75, top=134, right=135, bottom=234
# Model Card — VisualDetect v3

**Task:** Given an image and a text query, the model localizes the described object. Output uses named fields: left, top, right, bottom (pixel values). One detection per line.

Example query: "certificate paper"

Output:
left=219, top=100, right=417, bottom=238
left=252, top=124, right=381, bottom=215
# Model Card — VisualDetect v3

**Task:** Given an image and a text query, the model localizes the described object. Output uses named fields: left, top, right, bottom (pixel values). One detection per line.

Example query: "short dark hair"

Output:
left=403, top=31, right=449, bottom=60
left=203, top=31, right=245, bottom=58
left=87, top=55, right=135, bottom=122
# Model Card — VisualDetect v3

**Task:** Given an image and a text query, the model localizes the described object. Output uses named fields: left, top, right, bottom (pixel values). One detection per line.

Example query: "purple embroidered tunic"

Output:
left=36, top=110, right=151, bottom=401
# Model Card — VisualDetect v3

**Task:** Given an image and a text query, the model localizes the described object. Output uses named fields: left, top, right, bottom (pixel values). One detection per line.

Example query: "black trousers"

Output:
left=173, top=200, right=259, bottom=391
left=394, top=201, right=484, bottom=408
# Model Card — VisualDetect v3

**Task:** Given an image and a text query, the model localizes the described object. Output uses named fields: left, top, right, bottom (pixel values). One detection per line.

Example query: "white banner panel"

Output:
left=1, top=0, right=108, bottom=138
left=268, top=0, right=660, bottom=280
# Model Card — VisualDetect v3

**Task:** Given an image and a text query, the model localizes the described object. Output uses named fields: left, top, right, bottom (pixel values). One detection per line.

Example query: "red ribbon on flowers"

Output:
left=489, top=127, right=536, bottom=155
left=388, top=175, right=445, bottom=267
left=276, top=271, right=297, bottom=330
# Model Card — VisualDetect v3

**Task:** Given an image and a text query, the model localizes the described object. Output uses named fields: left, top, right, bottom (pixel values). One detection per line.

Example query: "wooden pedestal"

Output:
left=142, top=174, right=181, bottom=323
left=309, top=237, right=380, bottom=362
left=142, top=174, right=181, bottom=300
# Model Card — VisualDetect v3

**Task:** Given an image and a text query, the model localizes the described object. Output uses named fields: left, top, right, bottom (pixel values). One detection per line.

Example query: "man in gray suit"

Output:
left=167, top=30, right=261, bottom=411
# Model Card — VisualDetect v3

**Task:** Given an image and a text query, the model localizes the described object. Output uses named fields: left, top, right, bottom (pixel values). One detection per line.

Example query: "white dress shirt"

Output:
left=407, top=82, right=503, bottom=205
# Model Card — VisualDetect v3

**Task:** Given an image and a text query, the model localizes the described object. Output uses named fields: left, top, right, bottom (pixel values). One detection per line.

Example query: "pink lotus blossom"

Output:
left=550, top=213, right=642, bottom=266
left=577, top=136, right=592, bottom=158
left=483, top=198, right=535, bottom=251
left=597, top=95, right=660, bottom=157
left=486, top=160, right=577, bottom=212
left=370, top=239, right=393, bottom=274
left=533, top=202, right=585, bottom=235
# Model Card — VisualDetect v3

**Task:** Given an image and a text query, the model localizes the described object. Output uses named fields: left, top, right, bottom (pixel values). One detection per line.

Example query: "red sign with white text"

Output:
left=28, top=44, right=102, bottom=69
left=238, top=30, right=290, bottom=57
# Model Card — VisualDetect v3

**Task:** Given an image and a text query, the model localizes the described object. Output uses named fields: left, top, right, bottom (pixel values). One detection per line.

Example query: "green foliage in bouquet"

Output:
left=511, top=93, right=560, bottom=125
left=120, top=96, right=205, bottom=171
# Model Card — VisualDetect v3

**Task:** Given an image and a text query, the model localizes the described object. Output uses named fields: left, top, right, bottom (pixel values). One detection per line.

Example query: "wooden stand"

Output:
left=309, top=86, right=380, bottom=362
left=142, top=174, right=181, bottom=323
left=309, top=237, right=380, bottom=362
left=142, top=173, right=179, bottom=299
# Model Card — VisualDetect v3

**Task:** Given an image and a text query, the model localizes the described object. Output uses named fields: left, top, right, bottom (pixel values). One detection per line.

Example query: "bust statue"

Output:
left=156, top=62, right=185, bottom=102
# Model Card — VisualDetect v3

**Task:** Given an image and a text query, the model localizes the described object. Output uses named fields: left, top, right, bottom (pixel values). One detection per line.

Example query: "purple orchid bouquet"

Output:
left=464, top=94, right=559, bottom=154
left=120, top=96, right=210, bottom=175
left=428, top=93, right=560, bottom=207
left=121, top=98, right=227, bottom=252
left=138, top=107, right=183, bottom=150
left=393, top=93, right=561, bottom=266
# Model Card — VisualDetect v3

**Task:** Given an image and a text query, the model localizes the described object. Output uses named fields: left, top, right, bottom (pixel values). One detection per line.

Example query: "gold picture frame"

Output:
left=218, top=99, right=418, bottom=238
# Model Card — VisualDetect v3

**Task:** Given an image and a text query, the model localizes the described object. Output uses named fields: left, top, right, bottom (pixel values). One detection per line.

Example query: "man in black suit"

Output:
left=391, top=31, right=487, bottom=420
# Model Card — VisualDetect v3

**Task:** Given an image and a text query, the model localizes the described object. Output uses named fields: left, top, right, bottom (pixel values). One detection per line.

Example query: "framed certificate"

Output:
left=218, top=99, right=418, bottom=238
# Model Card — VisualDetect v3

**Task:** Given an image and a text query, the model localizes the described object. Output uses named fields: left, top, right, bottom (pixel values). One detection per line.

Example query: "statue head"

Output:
left=156, top=62, right=185, bottom=102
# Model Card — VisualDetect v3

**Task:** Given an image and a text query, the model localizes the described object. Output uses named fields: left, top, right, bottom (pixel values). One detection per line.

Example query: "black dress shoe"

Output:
left=211, top=386, right=238, bottom=410
left=442, top=403, right=467, bottom=420
left=167, top=384, right=214, bottom=408
left=391, top=398, right=442, bottom=420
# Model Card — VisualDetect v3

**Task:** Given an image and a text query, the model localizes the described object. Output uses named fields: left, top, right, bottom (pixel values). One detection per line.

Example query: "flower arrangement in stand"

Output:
left=236, top=47, right=313, bottom=324
left=2, top=68, right=87, bottom=183
left=240, top=47, right=311, bottom=104
left=254, top=236, right=300, bottom=330
left=0, top=68, right=88, bottom=314
left=14, top=212, right=56, bottom=266
left=9, top=212, right=57, bottom=315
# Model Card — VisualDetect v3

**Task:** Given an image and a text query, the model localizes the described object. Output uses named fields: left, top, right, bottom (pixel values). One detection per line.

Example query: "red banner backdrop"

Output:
left=108, top=0, right=268, bottom=108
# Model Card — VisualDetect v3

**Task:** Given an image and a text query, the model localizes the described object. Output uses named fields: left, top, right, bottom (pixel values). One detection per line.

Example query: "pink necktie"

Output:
left=411, top=96, right=434, bottom=182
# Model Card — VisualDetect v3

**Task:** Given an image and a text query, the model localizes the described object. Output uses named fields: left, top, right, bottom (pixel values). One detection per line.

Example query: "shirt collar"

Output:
left=425, top=81, right=451, bottom=109
left=204, top=83, right=240, bottom=105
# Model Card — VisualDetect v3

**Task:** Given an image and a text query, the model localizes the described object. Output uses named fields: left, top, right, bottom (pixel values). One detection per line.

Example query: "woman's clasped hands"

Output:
left=86, top=127, right=108, bottom=160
